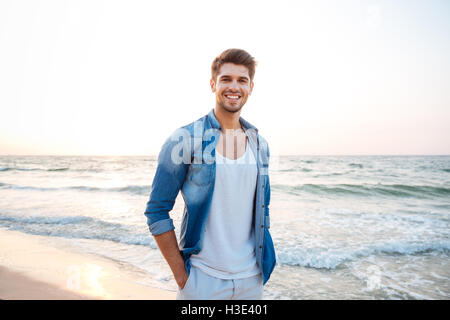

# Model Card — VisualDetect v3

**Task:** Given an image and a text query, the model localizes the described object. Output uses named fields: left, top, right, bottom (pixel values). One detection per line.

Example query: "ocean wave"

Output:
left=1, top=212, right=448, bottom=271
left=271, top=183, right=450, bottom=198
left=0, top=182, right=151, bottom=196
left=0, top=167, right=38, bottom=171
left=68, top=185, right=151, bottom=195
left=276, top=240, right=450, bottom=269
left=0, top=213, right=157, bottom=248
left=313, top=172, right=345, bottom=177
left=279, top=167, right=312, bottom=173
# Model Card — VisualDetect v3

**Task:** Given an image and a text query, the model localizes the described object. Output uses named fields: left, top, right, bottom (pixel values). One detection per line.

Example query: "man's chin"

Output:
left=221, top=103, right=244, bottom=113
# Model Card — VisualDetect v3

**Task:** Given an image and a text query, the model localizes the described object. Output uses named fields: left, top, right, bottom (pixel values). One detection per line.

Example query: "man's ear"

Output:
left=210, top=79, right=216, bottom=92
left=249, top=81, right=254, bottom=95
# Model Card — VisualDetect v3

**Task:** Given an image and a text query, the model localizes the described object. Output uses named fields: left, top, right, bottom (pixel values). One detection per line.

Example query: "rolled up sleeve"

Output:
left=148, top=218, right=175, bottom=236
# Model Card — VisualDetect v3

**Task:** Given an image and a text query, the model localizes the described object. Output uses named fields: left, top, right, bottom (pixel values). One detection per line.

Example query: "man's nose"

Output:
left=229, top=80, right=239, bottom=90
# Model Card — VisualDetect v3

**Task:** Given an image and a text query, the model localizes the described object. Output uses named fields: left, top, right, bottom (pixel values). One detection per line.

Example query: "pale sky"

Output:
left=0, top=0, right=449, bottom=156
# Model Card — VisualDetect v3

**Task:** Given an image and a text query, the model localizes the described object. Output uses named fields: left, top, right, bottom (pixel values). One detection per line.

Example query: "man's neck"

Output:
left=213, top=106, right=243, bottom=131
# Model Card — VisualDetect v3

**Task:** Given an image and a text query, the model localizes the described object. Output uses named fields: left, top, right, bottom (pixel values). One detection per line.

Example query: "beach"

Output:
left=0, top=228, right=175, bottom=300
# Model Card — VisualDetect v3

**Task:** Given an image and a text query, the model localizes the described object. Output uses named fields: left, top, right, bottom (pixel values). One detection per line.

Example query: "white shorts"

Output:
left=176, top=265, right=263, bottom=300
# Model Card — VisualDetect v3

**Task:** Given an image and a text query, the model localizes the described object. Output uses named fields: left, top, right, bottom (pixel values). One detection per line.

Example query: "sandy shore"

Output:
left=0, top=228, right=176, bottom=300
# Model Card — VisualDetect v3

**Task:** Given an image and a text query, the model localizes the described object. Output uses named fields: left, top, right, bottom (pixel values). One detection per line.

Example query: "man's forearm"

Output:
left=153, top=230, right=187, bottom=288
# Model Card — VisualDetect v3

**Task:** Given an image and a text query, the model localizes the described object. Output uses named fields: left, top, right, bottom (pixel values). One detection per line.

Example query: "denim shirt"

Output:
left=144, top=109, right=276, bottom=285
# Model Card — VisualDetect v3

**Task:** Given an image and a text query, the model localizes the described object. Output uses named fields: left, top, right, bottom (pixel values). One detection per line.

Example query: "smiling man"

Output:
left=144, top=48, right=276, bottom=300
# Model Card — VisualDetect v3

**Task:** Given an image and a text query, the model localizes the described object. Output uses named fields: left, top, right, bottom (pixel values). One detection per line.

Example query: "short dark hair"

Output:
left=211, top=48, right=257, bottom=82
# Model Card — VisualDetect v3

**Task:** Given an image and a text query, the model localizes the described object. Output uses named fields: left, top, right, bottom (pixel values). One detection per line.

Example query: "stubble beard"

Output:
left=217, top=96, right=245, bottom=114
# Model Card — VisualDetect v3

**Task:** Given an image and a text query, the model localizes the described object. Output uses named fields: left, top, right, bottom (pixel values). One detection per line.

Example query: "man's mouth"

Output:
left=224, top=94, right=241, bottom=101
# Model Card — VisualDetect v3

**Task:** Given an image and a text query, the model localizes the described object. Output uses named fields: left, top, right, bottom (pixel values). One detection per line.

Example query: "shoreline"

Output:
left=0, top=228, right=175, bottom=300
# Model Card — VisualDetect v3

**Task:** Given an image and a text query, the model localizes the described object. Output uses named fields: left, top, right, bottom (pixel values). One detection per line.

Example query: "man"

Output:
left=144, top=48, right=276, bottom=300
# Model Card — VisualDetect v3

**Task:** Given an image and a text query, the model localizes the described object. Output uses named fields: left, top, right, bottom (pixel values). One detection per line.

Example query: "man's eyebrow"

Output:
left=219, top=75, right=249, bottom=80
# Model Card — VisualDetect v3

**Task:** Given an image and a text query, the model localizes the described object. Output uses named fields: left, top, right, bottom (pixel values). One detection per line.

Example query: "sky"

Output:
left=0, top=0, right=449, bottom=156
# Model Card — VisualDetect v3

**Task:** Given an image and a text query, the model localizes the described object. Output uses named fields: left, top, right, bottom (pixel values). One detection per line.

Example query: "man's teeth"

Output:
left=226, top=95, right=240, bottom=99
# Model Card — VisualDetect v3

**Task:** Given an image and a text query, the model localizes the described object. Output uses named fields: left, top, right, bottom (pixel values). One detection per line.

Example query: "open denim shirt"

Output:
left=144, top=109, right=276, bottom=285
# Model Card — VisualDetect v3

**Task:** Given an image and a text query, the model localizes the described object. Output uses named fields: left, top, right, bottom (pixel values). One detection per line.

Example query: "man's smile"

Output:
left=224, top=93, right=242, bottom=102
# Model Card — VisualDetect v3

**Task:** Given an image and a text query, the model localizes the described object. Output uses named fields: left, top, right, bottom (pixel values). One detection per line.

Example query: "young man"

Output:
left=144, top=48, right=276, bottom=300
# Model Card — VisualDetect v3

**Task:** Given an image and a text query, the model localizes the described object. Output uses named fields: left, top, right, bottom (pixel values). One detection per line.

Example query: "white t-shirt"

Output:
left=190, top=142, right=260, bottom=279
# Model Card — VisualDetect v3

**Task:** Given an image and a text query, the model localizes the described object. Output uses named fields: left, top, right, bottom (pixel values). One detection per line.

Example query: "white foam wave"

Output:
left=276, top=240, right=450, bottom=269
left=0, top=213, right=157, bottom=248
left=0, top=182, right=151, bottom=195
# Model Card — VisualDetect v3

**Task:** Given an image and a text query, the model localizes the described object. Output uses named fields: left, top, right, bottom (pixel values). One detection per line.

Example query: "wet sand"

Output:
left=0, top=228, right=175, bottom=300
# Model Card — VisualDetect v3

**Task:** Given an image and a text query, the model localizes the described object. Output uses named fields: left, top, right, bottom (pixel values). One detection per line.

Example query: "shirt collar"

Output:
left=207, top=108, right=258, bottom=132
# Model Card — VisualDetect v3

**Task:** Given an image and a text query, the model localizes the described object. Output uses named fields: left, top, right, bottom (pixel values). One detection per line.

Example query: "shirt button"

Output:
left=259, top=245, right=262, bottom=249
left=262, top=205, right=265, bottom=208
left=261, top=225, right=264, bottom=228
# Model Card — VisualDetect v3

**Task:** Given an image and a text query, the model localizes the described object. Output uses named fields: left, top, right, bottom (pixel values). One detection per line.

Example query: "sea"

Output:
left=0, top=155, right=449, bottom=299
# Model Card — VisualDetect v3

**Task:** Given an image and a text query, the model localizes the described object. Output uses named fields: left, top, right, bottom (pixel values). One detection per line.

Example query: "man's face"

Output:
left=210, top=63, right=254, bottom=113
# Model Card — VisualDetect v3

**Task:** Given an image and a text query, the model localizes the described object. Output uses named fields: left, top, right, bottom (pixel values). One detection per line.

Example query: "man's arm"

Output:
left=144, top=129, right=190, bottom=288
left=154, top=230, right=188, bottom=289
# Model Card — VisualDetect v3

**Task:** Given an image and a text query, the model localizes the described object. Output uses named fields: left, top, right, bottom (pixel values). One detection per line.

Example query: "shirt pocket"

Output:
left=186, top=163, right=212, bottom=186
